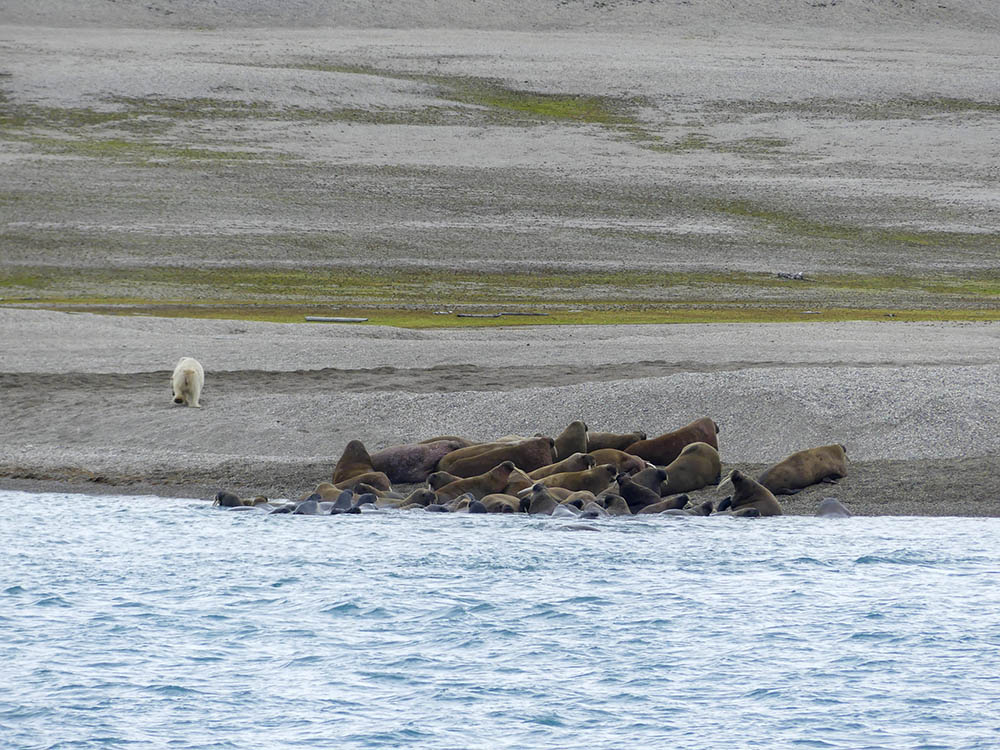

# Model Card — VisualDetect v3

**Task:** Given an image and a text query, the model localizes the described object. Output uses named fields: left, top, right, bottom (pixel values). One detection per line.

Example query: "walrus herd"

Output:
left=214, top=417, right=852, bottom=519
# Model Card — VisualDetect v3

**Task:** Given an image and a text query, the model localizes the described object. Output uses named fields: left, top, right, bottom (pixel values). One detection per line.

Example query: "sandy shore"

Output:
left=2, top=308, right=998, bottom=515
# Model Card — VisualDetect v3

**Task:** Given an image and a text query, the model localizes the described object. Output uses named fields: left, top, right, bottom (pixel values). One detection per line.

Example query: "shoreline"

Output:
left=2, top=455, right=999, bottom=517
left=2, top=309, right=998, bottom=517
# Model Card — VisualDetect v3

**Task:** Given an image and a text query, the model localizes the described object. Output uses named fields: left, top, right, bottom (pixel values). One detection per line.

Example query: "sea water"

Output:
left=2, top=490, right=999, bottom=750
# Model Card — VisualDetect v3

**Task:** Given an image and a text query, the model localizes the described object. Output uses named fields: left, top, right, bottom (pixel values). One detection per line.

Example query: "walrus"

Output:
left=660, top=442, right=722, bottom=495
left=438, top=436, right=555, bottom=477
left=636, top=493, right=691, bottom=515
left=370, top=439, right=467, bottom=484
left=428, top=470, right=461, bottom=491
left=214, top=491, right=268, bottom=508
left=171, top=356, right=204, bottom=408
left=503, top=467, right=535, bottom=496
left=377, top=488, right=437, bottom=509
left=587, top=430, right=646, bottom=452
left=418, top=435, right=476, bottom=447
left=553, top=420, right=588, bottom=461
left=332, top=440, right=378, bottom=484
left=526, top=483, right=563, bottom=515
left=480, top=493, right=522, bottom=513
left=586, top=449, right=646, bottom=475
left=528, top=452, right=595, bottom=480
left=629, top=466, right=669, bottom=493
left=448, top=495, right=472, bottom=512
left=333, top=472, right=392, bottom=493
left=625, top=417, right=719, bottom=466
left=292, top=497, right=325, bottom=515
left=603, top=494, right=633, bottom=516
left=817, top=497, right=852, bottom=517
left=721, top=469, right=783, bottom=517
left=580, top=501, right=610, bottom=518
left=435, top=461, right=517, bottom=503
left=213, top=491, right=244, bottom=508
left=538, top=464, right=618, bottom=494
left=562, top=490, right=599, bottom=507
left=617, top=473, right=664, bottom=513
left=758, top=444, right=848, bottom=495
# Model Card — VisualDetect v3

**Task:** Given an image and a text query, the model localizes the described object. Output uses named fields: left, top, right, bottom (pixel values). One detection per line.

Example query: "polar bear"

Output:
left=171, top=357, right=204, bottom=408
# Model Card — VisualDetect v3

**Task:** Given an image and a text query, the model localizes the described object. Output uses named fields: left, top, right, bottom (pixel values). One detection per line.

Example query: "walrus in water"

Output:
left=758, top=444, right=848, bottom=495
left=617, top=474, right=665, bottom=513
left=438, top=436, right=555, bottom=477
left=553, top=420, right=588, bottom=461
left=660, top=442, right=722, bottom=495
left=526, top=483, right=564, bottom=515
left=636, top=493, right=691, bottom=515
left=369, top=439, right=467, bottom=484
left=479, top=493, right=522, bottom=513
left=435, top=461, right=517, bottom=503
left=376, top=488, right=437, bottom=509
left=528, top=452, right=595, bottom=480
left=587, top=430, right=646, bottom=452
left=602, top=494, right=633, bottom=516
left=625, top=417, right=719, bottom=466
left=719, top=469, right=783, bottom=517
left=817, top=497, right=852, bottom=517
left=213, top=491, right=269, bottom=508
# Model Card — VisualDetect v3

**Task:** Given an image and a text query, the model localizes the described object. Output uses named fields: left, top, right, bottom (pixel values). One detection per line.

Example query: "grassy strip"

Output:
left=2, top=265, right=999, bottom=300
left=8, top=302, right=1000, bottom=327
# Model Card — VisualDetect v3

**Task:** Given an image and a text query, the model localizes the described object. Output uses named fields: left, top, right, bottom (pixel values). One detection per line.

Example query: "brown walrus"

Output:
left=637, top=493, right=691, bottom=515
left=376, top=488, right=437, bottom=509
left=435, top=461, right=517, bottom=503
left=332, top=439, right=378, bottom=483
left=629, top=466, right=669, bottom=493
left=479, top=493, right=522, bottom=513
left=586, top=448, right=646, bottom=475
left=554, top=420, right=589, bottom=461
left=721, top=469, right=783, bottom=517
left=503, top=467, right=536, bottom=496
left=333, top=472, right=392, bottom=492
left=758, top=444, right=848, bottom=495
left=602, top=493, right=633, bottom=516
left=526, top=483, right=564, bottom=515
left=528, top=452, right=595, bottom=480
left=587, top=430, right=647, bottom=452
left=370, top=439, right=467, bottom=484
left=617, top=473, right=664, bottom=513
left=438, top=436, right=555, bottom=477
left=625, top=417, right=719, bottom=466
left=538, top=464, right=618, bottom=494
left=418, top=435, right=476, bottom=447
left=427, top=470, right=462, bottom=491
left=660, top=442, right=722, bottom=495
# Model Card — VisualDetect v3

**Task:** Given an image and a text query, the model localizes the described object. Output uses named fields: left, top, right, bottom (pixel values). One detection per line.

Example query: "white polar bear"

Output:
left=171, top=357, right=204, bottom=408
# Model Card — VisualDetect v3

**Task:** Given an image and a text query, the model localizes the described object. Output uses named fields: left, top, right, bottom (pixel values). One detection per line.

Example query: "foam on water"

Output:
left=2, top=490, right=1000, bottom=749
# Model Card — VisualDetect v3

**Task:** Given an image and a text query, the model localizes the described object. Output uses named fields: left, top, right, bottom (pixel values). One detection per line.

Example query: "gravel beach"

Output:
left=2, top=308, right=998, bottom=516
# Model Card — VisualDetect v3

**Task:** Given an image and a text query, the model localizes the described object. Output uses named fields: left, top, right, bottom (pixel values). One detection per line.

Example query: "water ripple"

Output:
left=1, top=490, right=999, bottom=750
